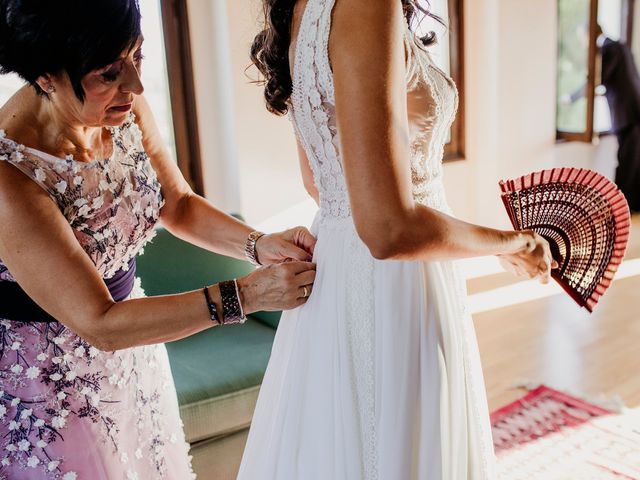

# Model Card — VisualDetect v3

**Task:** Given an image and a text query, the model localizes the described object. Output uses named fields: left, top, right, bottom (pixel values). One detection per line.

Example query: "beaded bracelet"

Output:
left=203, top=286, right=221, bottom=325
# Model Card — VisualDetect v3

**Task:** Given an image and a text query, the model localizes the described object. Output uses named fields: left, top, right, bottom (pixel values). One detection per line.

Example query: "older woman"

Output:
left=0, top=0, right=316, bottom=478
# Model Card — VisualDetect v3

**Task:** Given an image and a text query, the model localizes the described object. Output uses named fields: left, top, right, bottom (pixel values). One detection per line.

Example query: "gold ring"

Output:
left=303, top=286, right=309, bottom=298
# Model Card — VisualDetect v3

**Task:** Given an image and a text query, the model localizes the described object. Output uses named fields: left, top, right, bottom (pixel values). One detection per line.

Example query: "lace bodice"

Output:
left=0, top=113, right=164, bottom=280
left=290, top=0, right=458, bottom=219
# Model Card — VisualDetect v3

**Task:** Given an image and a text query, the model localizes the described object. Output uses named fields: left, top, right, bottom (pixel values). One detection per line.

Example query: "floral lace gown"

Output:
left=238, top=1, right=496, bottom=479
left=0, top=114, right=194, bottom=479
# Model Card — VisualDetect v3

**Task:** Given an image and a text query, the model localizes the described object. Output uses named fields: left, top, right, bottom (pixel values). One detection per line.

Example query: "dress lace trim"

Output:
left=292, top=1, right=379, bottom=477
left=291, top=0, right=351, bottom=220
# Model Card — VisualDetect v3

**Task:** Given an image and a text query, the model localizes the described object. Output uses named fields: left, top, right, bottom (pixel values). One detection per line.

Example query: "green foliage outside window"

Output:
left=557, top=0, right=591, bottom=133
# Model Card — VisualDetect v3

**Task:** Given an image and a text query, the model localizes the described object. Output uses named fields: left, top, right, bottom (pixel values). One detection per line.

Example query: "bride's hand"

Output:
left=255, top=227, right=317, bottom=265
left=497, top=231, right=559, bottom=284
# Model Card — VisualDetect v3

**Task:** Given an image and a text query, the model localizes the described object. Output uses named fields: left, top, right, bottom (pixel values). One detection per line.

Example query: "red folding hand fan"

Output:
left=499, top=168, right=630, bottom=312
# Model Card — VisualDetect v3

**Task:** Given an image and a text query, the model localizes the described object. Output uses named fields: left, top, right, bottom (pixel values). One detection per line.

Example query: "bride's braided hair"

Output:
left=250, top=0, right=442, bottom=115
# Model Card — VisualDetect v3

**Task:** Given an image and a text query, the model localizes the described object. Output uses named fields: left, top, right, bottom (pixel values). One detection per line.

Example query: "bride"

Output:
left=239, top=0, right=555, bottom=478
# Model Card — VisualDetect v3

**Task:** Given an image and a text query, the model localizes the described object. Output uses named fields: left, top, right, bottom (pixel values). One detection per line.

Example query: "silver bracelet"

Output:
left=234, top=279, right=245, bottom=319
left=245, top=231, right=266, bottom=266
left=219, top=280, right=246, bottom=325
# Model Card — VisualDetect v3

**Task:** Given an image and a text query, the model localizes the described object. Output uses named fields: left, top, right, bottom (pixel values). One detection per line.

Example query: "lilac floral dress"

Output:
left=0, top=114, right=195, bottom=479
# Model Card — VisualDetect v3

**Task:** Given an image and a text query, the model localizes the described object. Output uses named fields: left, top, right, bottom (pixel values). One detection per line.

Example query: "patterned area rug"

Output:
left=492, top=386, right=640, bottom=479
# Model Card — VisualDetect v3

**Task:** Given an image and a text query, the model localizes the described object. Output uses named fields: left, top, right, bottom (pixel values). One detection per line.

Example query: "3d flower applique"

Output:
left=10, top=364, right=23, bottom=374
left=12, top=150, right=25, bottom=163
left=55, top=180, right=68, bottom=194
left=26, top=366, right=40, bottom=379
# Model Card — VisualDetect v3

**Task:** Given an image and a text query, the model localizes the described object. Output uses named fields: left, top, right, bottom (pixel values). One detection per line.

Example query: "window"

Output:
left=0, top=72, right=25, bottom=108
left=413, top=0, right=465, bottom=160
left=0, top=0, right=204, bottom=194
left=556, top=0, right=636, bottom=142
left=140, top=0, right=178, bottom=168
left=158, top=0, right=204, bottom=194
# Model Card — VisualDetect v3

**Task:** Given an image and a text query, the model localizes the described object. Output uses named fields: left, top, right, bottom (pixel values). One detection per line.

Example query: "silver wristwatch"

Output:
left=245, top=231, right=266, bottom=266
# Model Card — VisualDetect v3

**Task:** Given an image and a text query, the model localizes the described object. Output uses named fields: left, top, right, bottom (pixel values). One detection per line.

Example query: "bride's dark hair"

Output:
left=250, top=0, right=442, bottom=115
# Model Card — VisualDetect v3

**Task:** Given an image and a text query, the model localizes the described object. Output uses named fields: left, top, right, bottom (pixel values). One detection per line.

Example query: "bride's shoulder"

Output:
left=331, top=0, right=404, bottom=29
left=330, top=0, right=405, bottom=54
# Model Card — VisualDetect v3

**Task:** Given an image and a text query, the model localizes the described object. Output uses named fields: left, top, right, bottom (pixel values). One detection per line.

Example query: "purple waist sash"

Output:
left=105, top=258, right=137, bottom=302
left=0, top=258, right=136, bottom=323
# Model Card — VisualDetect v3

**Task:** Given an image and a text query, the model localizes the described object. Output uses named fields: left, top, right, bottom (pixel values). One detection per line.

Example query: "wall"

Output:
left=463, top=0, right=618, bottom=229
left=226, top=0, right=309, bottom=225
left=635, top=2, right=640, bottom=61
left=186, top=0, right=618, bottom=229
left=185, top=0, right=242, bottom=213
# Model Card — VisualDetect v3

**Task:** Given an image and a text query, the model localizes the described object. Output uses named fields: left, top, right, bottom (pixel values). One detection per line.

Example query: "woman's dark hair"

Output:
left=0, top=0, right=142, bottom=101
left=250, top=0, right=443, bottom=115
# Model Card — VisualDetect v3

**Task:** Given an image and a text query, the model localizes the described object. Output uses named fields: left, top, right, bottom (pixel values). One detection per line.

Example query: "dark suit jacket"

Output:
left=601, top=37, right=640, bottom=133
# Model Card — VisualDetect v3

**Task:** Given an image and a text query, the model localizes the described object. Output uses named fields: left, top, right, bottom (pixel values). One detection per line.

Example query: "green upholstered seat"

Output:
left=166, top=321, right=273, bottom=404
left=136, top=227, right=278, bottom=443
left=251, top=310, right=281, bottom=330
left=165, top=320, right=274, bottom=443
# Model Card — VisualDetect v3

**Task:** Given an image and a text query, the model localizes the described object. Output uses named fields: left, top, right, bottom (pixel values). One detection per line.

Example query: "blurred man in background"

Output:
left=597, top=24, right=640, bottom=211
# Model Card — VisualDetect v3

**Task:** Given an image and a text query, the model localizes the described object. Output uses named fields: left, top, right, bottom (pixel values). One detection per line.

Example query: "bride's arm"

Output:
left=331, top=0, right=552, bottom=279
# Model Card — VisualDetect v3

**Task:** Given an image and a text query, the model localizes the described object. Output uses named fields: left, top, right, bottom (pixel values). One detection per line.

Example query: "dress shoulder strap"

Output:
left=292, top=0, right=337, bottom=108
left=290, top=0, right=353, bottom=218
left=0, top=131, right=66, bottom=200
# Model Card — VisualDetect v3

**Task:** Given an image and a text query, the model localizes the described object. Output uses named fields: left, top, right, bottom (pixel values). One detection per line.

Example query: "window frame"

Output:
left=159, top=0, right=205, bottom=195
left=556, top=0, right=636, bottom=143
left=444, top=0, right=466, bottom=161
left=556, top=0, right=600, bottom=143
left=623, top=0, right=636, bottom=44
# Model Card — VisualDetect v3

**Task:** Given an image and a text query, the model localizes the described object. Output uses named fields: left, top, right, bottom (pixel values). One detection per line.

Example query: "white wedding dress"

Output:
left=238, top=1, right=496, bottom=478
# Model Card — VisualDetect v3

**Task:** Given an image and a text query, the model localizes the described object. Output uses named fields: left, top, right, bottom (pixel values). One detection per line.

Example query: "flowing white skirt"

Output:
left=238, top=213, right=496, bottom=480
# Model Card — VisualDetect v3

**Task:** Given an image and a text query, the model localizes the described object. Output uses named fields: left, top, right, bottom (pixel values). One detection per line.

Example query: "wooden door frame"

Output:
left=160, top=0, right=205, bottom=195
left=444, top=0, right=466, bottom=161
left=556, top=0, right=599, bottom=143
